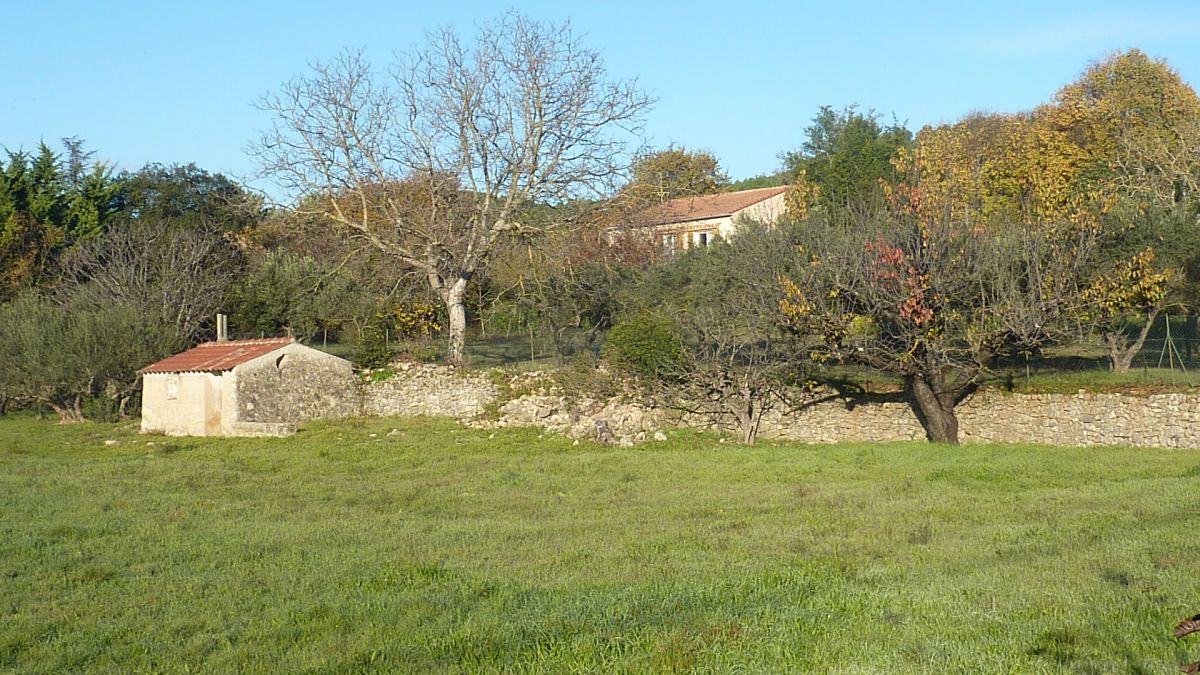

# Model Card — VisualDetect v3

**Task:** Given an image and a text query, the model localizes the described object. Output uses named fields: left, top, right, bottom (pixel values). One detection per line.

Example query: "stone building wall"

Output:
left=234, top=343, right=359, bottom=425
left=358, top=364, right=1200, bottom=449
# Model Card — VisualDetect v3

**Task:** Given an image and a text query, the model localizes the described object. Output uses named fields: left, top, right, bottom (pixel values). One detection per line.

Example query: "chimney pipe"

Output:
left=216, top=313, right=228, bottom=342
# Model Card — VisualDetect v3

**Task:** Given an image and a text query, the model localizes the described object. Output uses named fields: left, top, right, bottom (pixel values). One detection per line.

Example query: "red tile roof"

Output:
left=634, top=186, right=789, bottom=227
left=140, top=338, right=294, bottom=374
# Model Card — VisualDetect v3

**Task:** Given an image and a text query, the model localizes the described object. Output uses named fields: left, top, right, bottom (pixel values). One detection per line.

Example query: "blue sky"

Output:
left=5, top=0, right=1200, bottom=193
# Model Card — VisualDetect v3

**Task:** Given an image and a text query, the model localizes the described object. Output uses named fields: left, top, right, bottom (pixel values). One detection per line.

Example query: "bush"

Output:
left=391, top=301, right=443, bottom=340
left=353, top=316, right=394, bottom=369
left=81, top=396, right=121, bottom=423
left=0, top=294, right=177, bottom=421
left=603, top=313, right=683, bottom=380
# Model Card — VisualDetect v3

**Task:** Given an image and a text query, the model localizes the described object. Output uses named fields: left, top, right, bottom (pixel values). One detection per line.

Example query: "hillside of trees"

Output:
left=3, top=23, right=1199, bottom=443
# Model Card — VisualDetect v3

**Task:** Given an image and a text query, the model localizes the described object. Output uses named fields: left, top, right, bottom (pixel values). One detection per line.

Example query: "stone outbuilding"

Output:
left=140, top=337, right=357, bottom=437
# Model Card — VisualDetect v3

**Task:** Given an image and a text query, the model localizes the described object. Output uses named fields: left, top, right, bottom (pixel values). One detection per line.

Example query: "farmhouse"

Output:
left=625, top=186, right=789, bottom=253
left=140, top=335, right=356, bottom=437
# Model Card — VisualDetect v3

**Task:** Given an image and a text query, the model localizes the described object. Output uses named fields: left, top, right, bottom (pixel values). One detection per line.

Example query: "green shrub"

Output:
left=603, top=313, right=684, bottom=380
left=81, top=396, right=121, bottom=423
left=353, top=317, right=394, bottom=369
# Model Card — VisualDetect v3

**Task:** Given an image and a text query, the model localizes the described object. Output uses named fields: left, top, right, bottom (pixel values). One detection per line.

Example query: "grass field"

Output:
left=2, top=416, right=1200, bottom=673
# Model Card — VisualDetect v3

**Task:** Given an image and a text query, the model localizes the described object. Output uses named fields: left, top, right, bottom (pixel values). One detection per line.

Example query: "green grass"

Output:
left=2, top=416, right=1199, bottom=672
left=991, top=367, right=1200, bottom=394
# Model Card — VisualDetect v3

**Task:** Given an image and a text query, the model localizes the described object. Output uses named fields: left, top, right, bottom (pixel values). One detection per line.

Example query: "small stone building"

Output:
left=140, top=338, right=357, bottom=437
left=619, top=186, right=789, bottom=254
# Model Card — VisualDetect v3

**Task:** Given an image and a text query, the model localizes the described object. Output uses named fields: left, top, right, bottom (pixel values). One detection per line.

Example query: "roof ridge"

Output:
left=634, top=186, right=789, bottom=227
left=195, top=337, right=293, bottom=347
left=140, top=337, right=297, bottom=374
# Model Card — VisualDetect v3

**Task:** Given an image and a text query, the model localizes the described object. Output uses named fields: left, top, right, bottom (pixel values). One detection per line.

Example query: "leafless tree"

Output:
left=626, top=222, right=809, bottom=445
left=52, top=219, right=241, bottom=344
left=252, top=12, right=653, bottom=365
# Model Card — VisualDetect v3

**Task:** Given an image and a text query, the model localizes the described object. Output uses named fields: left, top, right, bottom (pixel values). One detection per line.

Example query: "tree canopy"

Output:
left=784, top=105, right=912, bottom=214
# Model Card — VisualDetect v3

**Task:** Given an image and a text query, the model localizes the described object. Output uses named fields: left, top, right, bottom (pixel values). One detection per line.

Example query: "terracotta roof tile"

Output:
left=141, top=338, right=294, bottom=374
left=635, top=186, right=789, bottom=227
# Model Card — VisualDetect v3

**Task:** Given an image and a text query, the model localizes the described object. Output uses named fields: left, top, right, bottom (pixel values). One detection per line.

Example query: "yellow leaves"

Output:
left=778, top=276, right=812, bottom=319
left=391, top=301, right=443, bottom=338
left=785, top=170, right=820, bottom=220
left=846, top=314, right=878, bottom=339
left=1082, top=247, right=1174, bottom=319
left=897, top=50, right=1200, bottom=229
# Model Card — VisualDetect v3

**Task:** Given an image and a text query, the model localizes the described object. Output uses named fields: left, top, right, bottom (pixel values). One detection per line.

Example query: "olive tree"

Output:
left=615, top=223, right=809, bottom=444
left=253, top=12, right=652, bottom=365
left=0, top=294, right=176, bottom=421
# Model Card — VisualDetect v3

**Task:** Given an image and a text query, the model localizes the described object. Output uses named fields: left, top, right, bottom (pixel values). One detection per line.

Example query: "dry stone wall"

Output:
left=957, top=391, right=1200, bottom=448
left=361, top=362, right=498, bottom=419
left=358, top=363, right=1200, bottom=449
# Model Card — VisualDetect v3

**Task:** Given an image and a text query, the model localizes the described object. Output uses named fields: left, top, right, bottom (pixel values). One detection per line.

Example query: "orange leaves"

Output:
left=864, top=235, right=935, bottom=327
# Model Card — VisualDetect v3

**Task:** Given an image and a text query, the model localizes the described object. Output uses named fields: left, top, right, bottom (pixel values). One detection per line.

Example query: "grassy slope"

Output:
left=2, top=417, right=1199, bottom=673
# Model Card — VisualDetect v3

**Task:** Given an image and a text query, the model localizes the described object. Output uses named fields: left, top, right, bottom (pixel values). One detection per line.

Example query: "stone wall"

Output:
left=358, top=364, right=1200, bottom=449
left=957, top=391, right=1200, bottom=448
left=360, top=362, right=498, bottom=419
left=234, top=343, right=359, bottom=426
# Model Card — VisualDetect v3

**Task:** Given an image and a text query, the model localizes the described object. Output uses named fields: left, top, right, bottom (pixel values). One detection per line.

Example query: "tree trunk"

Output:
left=740, top=409, right=761, bottom=446
left=1104, top=309, right=1159, bottom=373
left=444, top=279, right=468, bottom=367
left=48, top=398, right=85, bottom=424
left=910, top=376, right=960, bottom=444
left=731, top=381, right=763, bottom=445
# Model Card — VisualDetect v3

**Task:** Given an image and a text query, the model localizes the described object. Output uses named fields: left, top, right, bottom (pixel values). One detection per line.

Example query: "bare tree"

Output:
left=52, top=219, right=241, bottom=345
left=252, top=13, right=652, bottom=365
left=667, top=305, right=807, bottom=445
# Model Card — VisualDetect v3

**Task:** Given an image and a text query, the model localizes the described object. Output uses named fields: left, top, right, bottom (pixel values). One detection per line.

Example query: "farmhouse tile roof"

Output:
left=140, top=338, right=294, bottom=374
left=635, top=186, right=789, bottom=227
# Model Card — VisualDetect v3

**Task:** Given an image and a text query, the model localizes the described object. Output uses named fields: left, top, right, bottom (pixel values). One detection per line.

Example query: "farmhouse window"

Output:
left=662, top=233, right=678, bottom=254
left=698, top=232, right=708, bottom=247
left=166, top=375, right=180, bottom=400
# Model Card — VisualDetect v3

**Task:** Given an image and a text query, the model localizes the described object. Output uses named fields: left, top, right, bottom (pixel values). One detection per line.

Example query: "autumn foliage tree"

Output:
left=780, top=209, right=1096, bottom=444
left=1082, top=247, right=1171, bottom=372
left=891, top=50, right=1200, bottom=372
